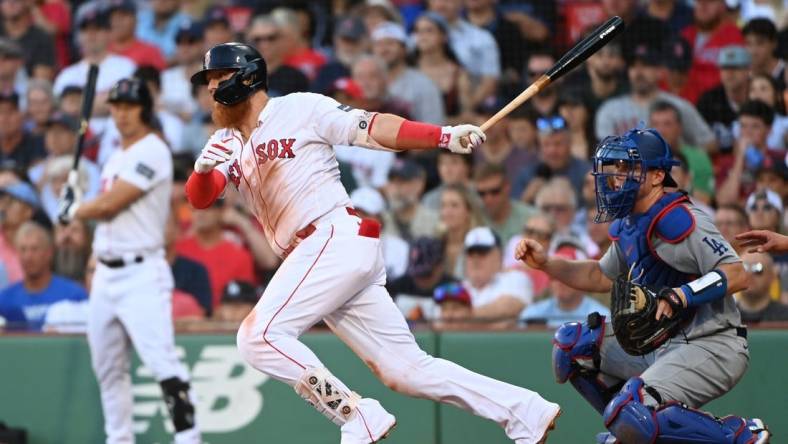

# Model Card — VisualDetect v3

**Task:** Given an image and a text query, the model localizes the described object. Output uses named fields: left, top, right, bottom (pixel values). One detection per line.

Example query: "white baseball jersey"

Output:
left=211, top=92, right=368, bottom=257
left=92, top=133, right=173, bottom=258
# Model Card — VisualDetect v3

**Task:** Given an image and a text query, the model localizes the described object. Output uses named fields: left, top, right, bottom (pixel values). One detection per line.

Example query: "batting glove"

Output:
left=57, top=182, right=82, bottom=225
left=439, top=125, right=486, bottom=154
left=195, top=137, right=236, bottom=174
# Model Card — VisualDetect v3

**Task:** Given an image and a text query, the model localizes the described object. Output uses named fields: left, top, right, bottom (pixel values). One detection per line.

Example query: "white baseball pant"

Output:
left=88, top=253, right=200, bottom=444
left=237, top=206, right=559, bottom=443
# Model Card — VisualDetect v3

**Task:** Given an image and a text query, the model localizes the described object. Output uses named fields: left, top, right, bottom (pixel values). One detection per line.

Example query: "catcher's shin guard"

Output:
left=552, top=313, right=615, bottom=413
left=295, top=367, right=361, bottom=426
left=603, top=377, right=771, bottom=443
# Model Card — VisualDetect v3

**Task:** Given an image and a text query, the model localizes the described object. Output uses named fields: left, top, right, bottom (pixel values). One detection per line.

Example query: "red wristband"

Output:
left=395, top=120, right=447, bottom=150
left=185, top=170, right=227, bottom=209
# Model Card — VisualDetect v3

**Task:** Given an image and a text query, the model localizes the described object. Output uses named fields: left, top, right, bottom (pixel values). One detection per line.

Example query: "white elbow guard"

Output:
left=350, top=111, right=400, bottom=152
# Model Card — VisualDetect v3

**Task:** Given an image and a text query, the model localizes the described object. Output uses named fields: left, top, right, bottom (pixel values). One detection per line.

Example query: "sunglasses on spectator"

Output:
left=749, top=202, right=776, bottom=212
left=539, top=203, right=571, bottom=213
left=524, top=227, right=552, bottom=240
left=252, top=33, right=280, bottom=44
left=743, top=262, right=765, bottom=274
left=477, top=184, right=504, bottom=198
left=536, top=116, right=566, bottom=133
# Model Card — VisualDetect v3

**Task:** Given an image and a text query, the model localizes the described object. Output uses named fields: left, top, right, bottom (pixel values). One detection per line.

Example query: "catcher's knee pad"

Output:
left=159, top=377, right=196, bottom=432
left=294, top=367, right=360, bottom=426
left=553, top=313, right=611, bottom=413
left=603, top=377, right=657, bottom=443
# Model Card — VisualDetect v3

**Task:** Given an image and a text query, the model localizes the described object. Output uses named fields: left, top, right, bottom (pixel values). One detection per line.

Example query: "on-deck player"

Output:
left=58, top=78, right=200, bottom=444
left=186, top=42, right=561, bottom=444
left=515, top=128, right=770, bottom=443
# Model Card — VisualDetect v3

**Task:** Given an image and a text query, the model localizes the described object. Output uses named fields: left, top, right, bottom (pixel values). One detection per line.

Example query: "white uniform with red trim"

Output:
left=89, top=133, right=199, bottom=444
left=211, top=92, right=558, bottom=443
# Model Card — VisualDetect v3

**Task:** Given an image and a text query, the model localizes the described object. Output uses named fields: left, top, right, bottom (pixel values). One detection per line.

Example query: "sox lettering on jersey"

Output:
left=228, top=160, right=241, bottom=187
left=254, top=138, right=296, bottom=165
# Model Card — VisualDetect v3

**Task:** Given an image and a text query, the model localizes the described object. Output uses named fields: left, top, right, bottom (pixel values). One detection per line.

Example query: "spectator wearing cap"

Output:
left=135, top=0, right=191, bottom=60
left=427, top=0, right=499, bottom=109
left=645, top=0, right=694, bottom=34
left=372, top=21, right=445, bottom=125
left=718, top=100, right=784, bottom=204
left=0, top=0, right=55, bottom=80
left=0, top=180, right=41, bottom=286
left=422, top=149, right=478, bottom=212
left=697, top=45, right=752, bottom=152
left=388, top=236, right=456, bottom=321
left=54, top=2, right=136, bottom=128
left=473, top=163, right=537, bottom=246
left=0, top=221, right=86, bottom=330
left=661, top=36, right=695, bottom=102
left=564, top=38, right=627, bottom=118
left=737, top=251, right=788, bottom=322
left=246, top=14, right=309, bottom=98
left=24, top=78, right=54, bottom=136
left=213, top=280, right=258, bottom=323
left=160, top=22, right=204, bottom=121
left=464, top=0, right=530, bottom=101
left=381, top=158, right=440, bottom=242
left=520, top=244, right=609, bottom=327
left=667, top=149, right=716, bottom=217
left=164, top=214, right=211, bottom=317
left=351, top=54, right=411, bottom=118
left=649, top=100, right=715, bottom=202
left=0, top=91, right=45, bottom=171
left=754, top=155, right=788, bottom=205
left=269, top=7, right=325, bottom=81
left=107, top=0, right=167, bottom=72
left=745, top=188, right=783, bottom=233
left=454, top=226, right=533, bottom=327
left=0, top=39, right=26, bottom=103
left=175, top=199, right=257, bottom=308
left=439, top=184, right=485, bottom=278
left=409, top=12, right=472, bottom=119
left=28, top=112, right=100, bottom=221
left=351, top=187, right=409, bottom=280
left=523, top=50, right=560, bottom=117
left=513, top=115, right=591, bottom=205
left=743, top=18, right=785, bottom=88
left=680, top=0, right=744, bottom=102
left=716, top=203, right=751, bottom=253
left=595, top=42, right=715, bottom=151
left=311, top=15, right=369, bottom=95
left=202, top=6, right=234, bottom=49
left=747, top=73, right=788, bottom=150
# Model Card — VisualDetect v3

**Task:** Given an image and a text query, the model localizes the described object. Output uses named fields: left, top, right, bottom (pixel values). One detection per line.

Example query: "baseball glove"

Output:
left=610, top=274, right=693, bottom=356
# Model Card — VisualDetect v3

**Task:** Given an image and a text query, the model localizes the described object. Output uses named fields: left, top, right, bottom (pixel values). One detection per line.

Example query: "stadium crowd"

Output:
left=0, top=0, right=788, bottom=333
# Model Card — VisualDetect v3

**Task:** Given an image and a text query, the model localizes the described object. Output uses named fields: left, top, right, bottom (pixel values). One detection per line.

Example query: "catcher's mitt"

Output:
left=611, top=275, right=693, bottom=356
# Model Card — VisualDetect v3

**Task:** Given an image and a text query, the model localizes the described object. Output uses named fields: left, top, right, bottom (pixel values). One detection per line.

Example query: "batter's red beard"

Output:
left=212, top=99, right=251, bottom=128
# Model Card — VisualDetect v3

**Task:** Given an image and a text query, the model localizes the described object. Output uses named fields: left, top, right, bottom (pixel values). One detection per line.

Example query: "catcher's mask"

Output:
left=592, top=128, right=679, bottom=223
left=190, top=42, right=268, bottom=106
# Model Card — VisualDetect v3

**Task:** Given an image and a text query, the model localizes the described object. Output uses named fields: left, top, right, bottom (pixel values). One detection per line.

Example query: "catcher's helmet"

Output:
left=190, top=42, right=268, bottom=106
left=108, top=77, right=154, bottom=126
left=592, top=128, right=679, bottom=223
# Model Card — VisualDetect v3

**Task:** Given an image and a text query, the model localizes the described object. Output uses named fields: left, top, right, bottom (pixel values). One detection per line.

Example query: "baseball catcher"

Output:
left=516, top=128, right=771, bottom=443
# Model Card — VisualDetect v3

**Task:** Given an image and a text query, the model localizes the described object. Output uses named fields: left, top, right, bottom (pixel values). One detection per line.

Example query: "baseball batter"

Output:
left=185, top=42, right=560, bottom=444
left=58, top=78, right=200, bottom=444
left=516, top=128, right=770, bottom=443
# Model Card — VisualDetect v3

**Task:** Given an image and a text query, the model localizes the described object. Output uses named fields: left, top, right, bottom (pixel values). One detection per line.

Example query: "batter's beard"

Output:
left=212, top=99, right=252, bottom=129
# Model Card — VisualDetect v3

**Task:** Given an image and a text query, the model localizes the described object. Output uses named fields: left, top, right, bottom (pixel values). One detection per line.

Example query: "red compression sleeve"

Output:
left=395, top=120, right=445, bottom=150
left=185, top=170, right=227, bottom=209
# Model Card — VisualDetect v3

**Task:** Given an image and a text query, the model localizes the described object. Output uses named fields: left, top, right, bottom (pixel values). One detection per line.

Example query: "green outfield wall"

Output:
left=0, top=330, right=785, bottom=444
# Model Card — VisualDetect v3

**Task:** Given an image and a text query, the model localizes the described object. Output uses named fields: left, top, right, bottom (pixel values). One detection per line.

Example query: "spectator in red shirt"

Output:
left=33, top=0, right=71, bottom=70
left=175, top=199, right=256, bottom=308
left=271, top=7, right=326, bottom=81
left=107, top=0, right=167, bottom=71
left=680, top=0, right=744, bottom=103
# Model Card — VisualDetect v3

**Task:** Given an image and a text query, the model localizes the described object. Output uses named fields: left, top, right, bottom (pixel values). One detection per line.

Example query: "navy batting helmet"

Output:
left=108, top=77, right=154, bottom=126
left=592, top=128, right=680, bottom=223
left=190, top=42, right=267, bottom=106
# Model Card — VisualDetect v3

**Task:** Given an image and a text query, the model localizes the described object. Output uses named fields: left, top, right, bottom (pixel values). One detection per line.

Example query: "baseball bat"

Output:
left=67, top=64, right=99, bottom=187
left=479, top=16, right=625, bottom=132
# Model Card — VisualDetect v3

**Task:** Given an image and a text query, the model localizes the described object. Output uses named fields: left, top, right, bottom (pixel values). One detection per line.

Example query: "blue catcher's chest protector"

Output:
left=608, top=192, right=695, bottom=288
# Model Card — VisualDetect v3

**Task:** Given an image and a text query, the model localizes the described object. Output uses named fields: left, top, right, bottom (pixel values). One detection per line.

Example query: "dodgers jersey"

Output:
left=212, top=92, right=368, bottom=257
left=93, top=133, right=173, bottom=258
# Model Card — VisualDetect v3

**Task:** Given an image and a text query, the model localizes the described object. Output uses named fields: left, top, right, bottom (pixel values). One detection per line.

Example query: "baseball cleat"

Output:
left=374, top=421, right=397, bottom=443
left=746, top=418, right=770, bottom=444
left=536, top=408, right=561, bottom=444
